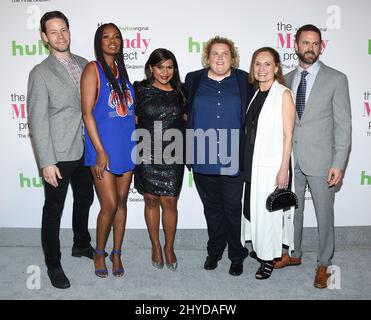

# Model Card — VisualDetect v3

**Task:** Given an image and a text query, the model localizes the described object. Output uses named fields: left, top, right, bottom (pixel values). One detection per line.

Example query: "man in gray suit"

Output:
left=27, top=11, right=94, bottom=289
left=274, top=24, right=351, bottom=289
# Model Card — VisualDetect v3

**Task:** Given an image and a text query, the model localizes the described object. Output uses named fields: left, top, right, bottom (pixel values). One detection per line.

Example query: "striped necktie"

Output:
left=296, top=70, right=309, bottom=119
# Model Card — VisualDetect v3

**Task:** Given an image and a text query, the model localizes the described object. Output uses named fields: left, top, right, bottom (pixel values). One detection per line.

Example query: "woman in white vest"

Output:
left=241, top=47, right=296, bottom=279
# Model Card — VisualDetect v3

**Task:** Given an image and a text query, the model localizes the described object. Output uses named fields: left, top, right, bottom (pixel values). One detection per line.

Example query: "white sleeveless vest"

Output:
left=241, top=80, right=295, bottom=260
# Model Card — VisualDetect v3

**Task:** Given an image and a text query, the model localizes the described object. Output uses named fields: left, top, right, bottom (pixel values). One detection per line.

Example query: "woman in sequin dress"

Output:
left=134, top=48, right=186, bottom=271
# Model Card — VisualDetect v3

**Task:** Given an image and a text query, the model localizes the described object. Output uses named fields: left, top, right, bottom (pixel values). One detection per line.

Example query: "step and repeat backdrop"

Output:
left=0, top=0, right=370, bottom=228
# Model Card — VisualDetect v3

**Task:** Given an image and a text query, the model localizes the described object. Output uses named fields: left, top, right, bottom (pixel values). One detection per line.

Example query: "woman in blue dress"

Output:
left=81, top=23, right=135, bottom=278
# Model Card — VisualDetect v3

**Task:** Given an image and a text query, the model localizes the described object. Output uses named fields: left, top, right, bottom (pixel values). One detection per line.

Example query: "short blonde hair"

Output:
left=202, top=36, right=240, bottom=68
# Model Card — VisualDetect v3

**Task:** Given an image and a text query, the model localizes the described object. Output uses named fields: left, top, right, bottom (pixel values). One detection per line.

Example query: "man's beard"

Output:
left=296, top=50, right=319, bottom=65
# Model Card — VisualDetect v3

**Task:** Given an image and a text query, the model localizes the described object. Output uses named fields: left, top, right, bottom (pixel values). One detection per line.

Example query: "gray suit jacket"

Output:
left=285, top=61, right=351, bottom=176
left=27, top=54, right=88, bottom=169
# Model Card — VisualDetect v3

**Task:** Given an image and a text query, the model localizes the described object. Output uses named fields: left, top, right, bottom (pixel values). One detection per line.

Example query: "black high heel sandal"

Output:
left=255, top=260, right=275, bottom=280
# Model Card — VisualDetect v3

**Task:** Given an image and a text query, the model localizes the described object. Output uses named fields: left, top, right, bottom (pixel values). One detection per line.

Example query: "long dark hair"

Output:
left=142, top=48, right=186, bottom=107
left=94, top=23, right=130, bottom=106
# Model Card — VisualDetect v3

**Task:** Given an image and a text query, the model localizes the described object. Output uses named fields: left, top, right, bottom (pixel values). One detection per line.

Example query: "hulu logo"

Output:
left=12, top=40, right=49, bottom=56
left=20, top=173, right=43, bottom=188
left=188, top=37, right=206, bottom=53
left=368, top=39, right=371, bottom=55
left=360, top=171, right=371, bottom=185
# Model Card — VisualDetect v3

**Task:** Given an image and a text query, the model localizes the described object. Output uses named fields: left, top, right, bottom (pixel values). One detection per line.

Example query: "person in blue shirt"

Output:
left=185, top=36, right=254, bottom=276
left=81, top=23, right=136, bottom=278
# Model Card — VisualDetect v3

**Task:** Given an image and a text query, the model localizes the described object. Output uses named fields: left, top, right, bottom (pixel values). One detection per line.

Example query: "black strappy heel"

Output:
left=255, top=260, right=275, bottom=280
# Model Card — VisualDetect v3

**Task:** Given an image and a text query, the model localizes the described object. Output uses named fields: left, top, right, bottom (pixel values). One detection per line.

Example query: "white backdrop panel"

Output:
left=0, top=0, right=370, bottom=228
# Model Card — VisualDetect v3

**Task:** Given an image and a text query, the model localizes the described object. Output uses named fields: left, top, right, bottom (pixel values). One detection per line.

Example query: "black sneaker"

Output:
left=47, top=268, right=71, bottom=289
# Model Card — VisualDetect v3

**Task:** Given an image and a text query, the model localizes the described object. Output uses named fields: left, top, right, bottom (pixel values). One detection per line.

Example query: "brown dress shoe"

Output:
left=274, top=253, right=302, bottom=269
left=314, top=266, right=330, bottom=289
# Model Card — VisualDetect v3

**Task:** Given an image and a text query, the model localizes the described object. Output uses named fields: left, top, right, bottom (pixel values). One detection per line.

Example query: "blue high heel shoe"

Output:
left=109, top=250, right=125, bottom=277
left=94, top=249, right=108, bottom=278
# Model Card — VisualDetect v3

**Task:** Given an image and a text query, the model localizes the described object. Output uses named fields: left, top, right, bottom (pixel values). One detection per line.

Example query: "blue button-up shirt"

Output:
left=192, top=71, right=241, bottom=175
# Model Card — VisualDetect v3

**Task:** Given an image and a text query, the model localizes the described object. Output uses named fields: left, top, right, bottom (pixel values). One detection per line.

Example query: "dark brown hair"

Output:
left=142, top=48, right=186, bottom=107
left=295, top=24, right=322, bottom=44
left=249, top=47, right=284, bottom=87
left=40, top=11, right=69, bottom=34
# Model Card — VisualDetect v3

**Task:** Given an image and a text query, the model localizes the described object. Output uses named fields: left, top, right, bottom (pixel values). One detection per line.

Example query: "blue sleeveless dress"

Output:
left=84, top=62, right=136, bottom=175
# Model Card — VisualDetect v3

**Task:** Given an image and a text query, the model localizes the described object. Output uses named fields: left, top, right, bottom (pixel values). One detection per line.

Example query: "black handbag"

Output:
left=266, top=162, right=298, bottom=212
left=266, top=187, right=298, bottom=212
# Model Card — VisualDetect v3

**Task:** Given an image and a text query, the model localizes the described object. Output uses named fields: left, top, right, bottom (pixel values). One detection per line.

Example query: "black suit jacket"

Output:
left=184, top=68, right=255, bottom=172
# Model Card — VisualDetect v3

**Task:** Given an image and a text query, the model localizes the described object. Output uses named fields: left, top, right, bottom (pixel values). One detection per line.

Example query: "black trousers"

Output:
left=41, top=155, right=94, bottom=270
left=193, top=173, right=248, bottom=262
left=243, top=181, right=251, bottom=221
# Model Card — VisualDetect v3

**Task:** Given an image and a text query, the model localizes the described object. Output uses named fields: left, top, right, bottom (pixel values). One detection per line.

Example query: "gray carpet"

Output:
left=0, top=228, right=370, bottom=300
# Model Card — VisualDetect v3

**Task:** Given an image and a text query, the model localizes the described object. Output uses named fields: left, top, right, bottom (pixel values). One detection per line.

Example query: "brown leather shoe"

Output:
left=274, top=253, right=302, bottom=269
left=314, top=266, right=330, bottom=289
